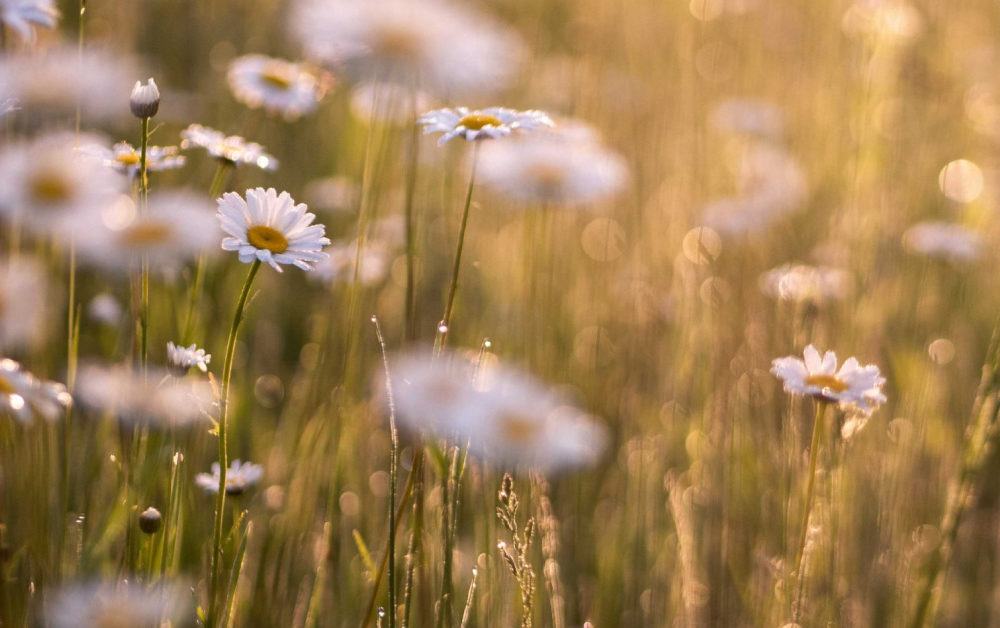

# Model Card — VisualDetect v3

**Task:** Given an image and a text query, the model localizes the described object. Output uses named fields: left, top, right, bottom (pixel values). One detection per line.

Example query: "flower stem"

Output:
left=438, top=143, right=480, bottom=348
left=138, top=116, right=150, bottom=376
left=208, top=259, right=261, bottom=627
left=792, top=400, right=828, bottom=622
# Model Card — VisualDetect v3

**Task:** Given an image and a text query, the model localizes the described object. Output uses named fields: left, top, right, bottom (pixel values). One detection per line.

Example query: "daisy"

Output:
left=227, top=54, right=331, bottom=120
left=195, top=460, right=263, bottom=496
left=75, top=364, right=214, bottom=427
left=46, top=581, right=187, bottom=628
left=0, top=0, right=59, bottom=43
left=390, top=349, right=607, bottom=472
left=167, top=342, right=211, bottom=375
left=476, top=129, right=629, bottom=205
left=0, top=46, right=137, bottom=121
left=759, top=264, right=849, bottom=303
left=81, top=141, right=185, bottom=179
left=771, top=345, right=886, bottom=415
left=217, top=187, right=330, bottom=272
left=0, top=260, right=48, bottom=351
left=69, top=191, right=219, bottom=272
left=902, top=221, right=982, bottom=263
left=0, top=358, right=71, bottom=423
left=180, top=123, right=278, bottom=170
left=291, top=0, right=523, bottom=96
left=418, top=107, right=553, bottom=145
left=0, top=133, right=126, bottom=238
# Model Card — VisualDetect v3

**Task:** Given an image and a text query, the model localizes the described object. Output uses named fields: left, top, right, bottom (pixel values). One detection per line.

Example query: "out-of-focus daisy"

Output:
left=709, top=98, right=785, bottom=140
left=0, top=133, right=126, bottom=238
left=771, top=345, right=886, bottom=415
left=69, top=191, right=218, bottom=272
left=75, top=364, right=214, bottom=426
left=227, top=54, right=331, bottom=120
left=0, top=260, right=48, bottom=351
left=87, top=293, right=122, bottom=326
left=477, top=130, right=628, bottom=205
left=218, top=187, right=330, bottom=272
left=46, top=581, right=187, bottom=628
left=0, top=46, right=137, bottom=120
left=390, top=349, right=607, bottom=472
left=167, top=342, right=211, bottom=375
left=0, top=358, right=71, bottom=423
left=1, top=0, right=59, bottom=42
left=310, top=239, right=391, bottom=286
left=759, top=264, right=849, bottom=303
left=81, top=141, right=185, bottom=180
left=841, top=0, right=923, bottom=41
left=902, top=221, right=982, bottom=263
left=700, top=142, right=806, bottom=237
left=195, top=460, right=263, bottom=496
left=418, top=107, right=553, bottom=145
left=292, top=0, right=522, bottom=96
left=180, top=123, right=278, bottom=170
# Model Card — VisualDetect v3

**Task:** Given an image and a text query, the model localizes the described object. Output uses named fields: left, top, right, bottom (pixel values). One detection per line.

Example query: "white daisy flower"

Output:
left=46, top=581, right=188, bottom=628
left=0, top=358, right=71, bottom=423
left=759, top=264, right=849, bottom=303
left=418, top=107, right=553, bottom=145
left=0, top=46, right=137, bottom=120
left=477, top=129, right=629, bottom=205
left=1, top=0, right=59, bottom=43
left=902, top=221, right=982, bottom=263
left=0, top=259, right=48, bottom=351
left=771, top=345, right=887, bottom=415
left=75, top=364, right=214, bottom=427
left=180, top=123, right=278, bottom=170
left=217, top=187, right=330, bottom=272
left=390, top=349, right=607, bottom=472
left=87, top=293, right=122, bottom=326
left=0, top=133, right=126, bottom=238
left=195, top=460, right=263, bottom=496
left=292, top=0, right=523, bottom=97
left=167, top=342, right=211, bottom=375
left=80, top=141, right=185, bottom=179
left=227, top=54, right=331, bottom=120
left=69, top=191, right=219, bottom=273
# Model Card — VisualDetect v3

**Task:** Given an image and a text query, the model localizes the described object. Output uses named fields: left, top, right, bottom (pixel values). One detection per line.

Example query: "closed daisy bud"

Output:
left=138, top=507, right=162, bottom=534
left=130, top=78, right=159, bottom=118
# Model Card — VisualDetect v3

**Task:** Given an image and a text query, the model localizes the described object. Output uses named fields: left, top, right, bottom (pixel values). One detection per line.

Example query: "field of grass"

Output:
left=2, top=0, right=1000, bottom=626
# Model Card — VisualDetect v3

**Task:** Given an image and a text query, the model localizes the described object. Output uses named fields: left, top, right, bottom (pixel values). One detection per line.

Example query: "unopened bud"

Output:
left=138, top=506, right=162, bottom=534
left=130, top=78, right=160, bottom=118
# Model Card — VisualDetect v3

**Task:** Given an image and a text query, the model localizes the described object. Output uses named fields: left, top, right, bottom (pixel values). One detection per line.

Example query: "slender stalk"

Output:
left=182, top=162, right=231, bottom=344
left=208, top=259, right=261, bottom=627
left=138, top=116, right=150, bottom=375
left=792, top=401, right=828, bottom=623
left=372, top=315, right=399, bottom=628
left=438, top=143, right=480, bottom=348
left=402, top=94, right=420, bottom=343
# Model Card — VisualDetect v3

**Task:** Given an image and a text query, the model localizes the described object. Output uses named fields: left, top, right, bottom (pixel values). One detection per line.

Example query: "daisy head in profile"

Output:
left=771, top=344, right=886, bottom=415
left=180, top=123, right=278, bottom=171
left=417, top=107, right=553, bottom=145
left=217, top=187, right=330, bottom=272
left=227, top=54, right=332, bottom=120
left=195, top=460, right=263, bottom=496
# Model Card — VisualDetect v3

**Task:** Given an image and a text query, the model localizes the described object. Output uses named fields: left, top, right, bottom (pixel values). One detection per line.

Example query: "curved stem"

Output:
left=438, top=143, right=480, bottom=349
left=208, top=259, right=261, bottom=627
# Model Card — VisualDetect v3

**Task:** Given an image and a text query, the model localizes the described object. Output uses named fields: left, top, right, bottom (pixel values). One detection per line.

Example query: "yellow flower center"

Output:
left=115, top=152, right=141, bottom=166
left=29, top=171, right=72, bottom=205
left=247, top=225, right=289, bottom=254
left=497, top=412, right=542, bottom=444
left=804, top=374, right=848, bottom=393
left=458, top=114, right=503, bottom=131
left=0, top=375, right=16, bottom=395
left=261, top=66, right=293, bottom=90
left=118, top=221, right=173, bottom=247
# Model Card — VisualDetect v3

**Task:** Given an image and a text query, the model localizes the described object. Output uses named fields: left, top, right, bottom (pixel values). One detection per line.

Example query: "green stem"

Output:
left=372, top=316, right=399, bottom=628
left=182, top=163, right=231, bottom=345
left=403, top=94, right=420, bottom=343
left=438, top=143, right=480, bottom=349
left=208, top=259, right=261, bottom=627
left=792, top=401, right=828, bottom=623
left=138, top=116, right=150, bottom=375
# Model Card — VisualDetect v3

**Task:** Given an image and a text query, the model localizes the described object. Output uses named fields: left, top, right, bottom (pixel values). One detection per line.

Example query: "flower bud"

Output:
left=130, top=78, right=160, bottom=118
left=138, top=506, right=162, bottom=534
